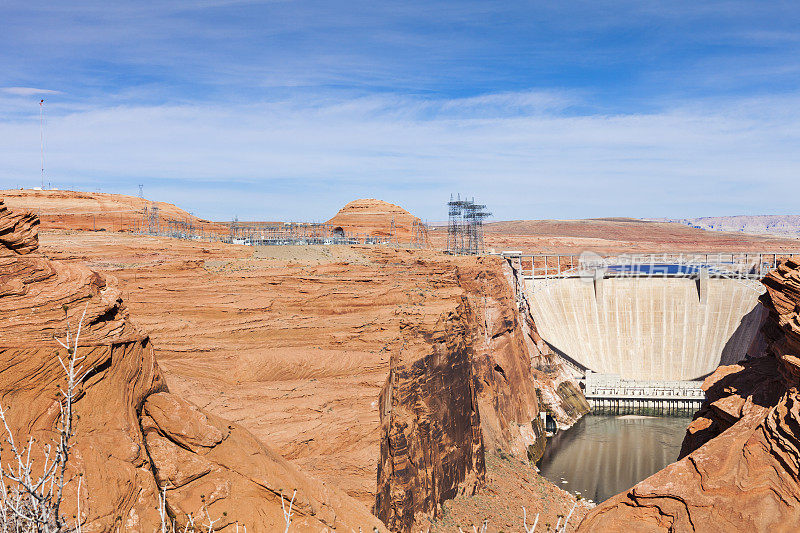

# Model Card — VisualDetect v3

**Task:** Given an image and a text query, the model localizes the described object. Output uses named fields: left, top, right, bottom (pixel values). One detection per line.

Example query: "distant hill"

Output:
left=326, top=198, right=426, bottom=242
left=0, top=189, right=212, bottom=232
left=655, top=215, right=800, bottom=239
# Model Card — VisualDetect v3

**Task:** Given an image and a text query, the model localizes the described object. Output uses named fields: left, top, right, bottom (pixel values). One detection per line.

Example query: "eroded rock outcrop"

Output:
left=457, top=257, right=586, bottom=460
left=0, top=200, right=39, bottom=255
left=0, top=201, right=385, bottom=532
left=508, top=260, right=590, bottom=430
left=142, top=393, right=384, bottom=531
left=376, top=256, right=588, bottom=531
left=577, top=259, right=800, bottom=532
left=375, top=298, right=485, bottom=532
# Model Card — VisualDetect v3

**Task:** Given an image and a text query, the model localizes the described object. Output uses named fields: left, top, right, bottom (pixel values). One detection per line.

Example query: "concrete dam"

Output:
left=507, top=253, right=800, bottom=394
left=526, top=275, right=764, bottom=381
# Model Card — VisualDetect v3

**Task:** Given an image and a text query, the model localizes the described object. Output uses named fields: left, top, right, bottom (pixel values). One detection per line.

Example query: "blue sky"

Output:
left=1, top=1, right=799, bottom=221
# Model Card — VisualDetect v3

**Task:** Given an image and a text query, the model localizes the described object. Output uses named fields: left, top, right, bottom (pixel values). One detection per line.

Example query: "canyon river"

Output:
left=537, top=414, right=692, bottom=503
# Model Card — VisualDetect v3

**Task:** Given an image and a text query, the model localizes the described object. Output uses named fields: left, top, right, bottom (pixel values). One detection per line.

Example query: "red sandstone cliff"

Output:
left=375, top=256, right=588, bottom=531
left=459, top=258, right=588, bottom=456
left=508, top=261, right=590, bottom=429
left=577, top=259, right=800, bottom=532
left=375, top=297, right=485, bottom=531
left=0, top=199, right=385, bottom=532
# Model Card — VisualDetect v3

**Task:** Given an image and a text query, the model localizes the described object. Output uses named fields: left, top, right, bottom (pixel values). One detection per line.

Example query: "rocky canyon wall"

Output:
left=458, top=257, right=588, bottom=455
left=510, top=263, right=590, bottom=430
left=375, top=297, right=485, bottom=532
left=577, top=259, right=800, bottom=532
left=0, top=200, right=385, bottom=532
left=9, top=200, right=588, bottom=532
left=376, top=256, right=589, bottom=531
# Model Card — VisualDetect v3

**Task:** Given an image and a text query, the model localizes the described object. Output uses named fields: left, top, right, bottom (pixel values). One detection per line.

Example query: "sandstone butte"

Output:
left=326, top=198, right=428, bottom=244
left=577, top=258, right=800, bottom=532
left=0, top=199, right=387, bottom=532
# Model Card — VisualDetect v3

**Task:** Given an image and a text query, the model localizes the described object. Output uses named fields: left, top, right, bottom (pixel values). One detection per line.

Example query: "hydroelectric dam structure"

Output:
left=507, top=252, right=800, bottom=412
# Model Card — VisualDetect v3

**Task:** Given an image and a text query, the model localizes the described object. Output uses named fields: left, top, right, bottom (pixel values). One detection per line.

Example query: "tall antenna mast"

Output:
left=39, top=99, right=45, bottom=189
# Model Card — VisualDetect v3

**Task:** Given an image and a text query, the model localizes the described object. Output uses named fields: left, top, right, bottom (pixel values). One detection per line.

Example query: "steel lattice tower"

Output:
left=447, top=194, right=490, bottom=255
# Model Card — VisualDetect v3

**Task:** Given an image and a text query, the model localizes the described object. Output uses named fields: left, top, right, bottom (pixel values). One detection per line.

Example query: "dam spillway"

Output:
left=520, top=259, right=768, bottom=382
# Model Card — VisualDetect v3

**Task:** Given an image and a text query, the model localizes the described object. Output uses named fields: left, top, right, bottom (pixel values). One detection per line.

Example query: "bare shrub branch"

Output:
left=523, top=506, right=539, bottom=532
left=281, top=489, right=296, bottom=533
left=0, top=304, right=88, bottom=532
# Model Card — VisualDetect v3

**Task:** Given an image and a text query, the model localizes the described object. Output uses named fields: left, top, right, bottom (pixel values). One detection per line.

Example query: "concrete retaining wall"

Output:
left=525, top=277, right=765, bottom=381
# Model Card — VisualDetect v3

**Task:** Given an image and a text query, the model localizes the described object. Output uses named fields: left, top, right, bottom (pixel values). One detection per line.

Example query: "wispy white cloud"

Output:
left=1, top=87, right=62, bottom=96
left=0, top=90, right=797, bottom=221
left=2, top=2, right=799, bottom=220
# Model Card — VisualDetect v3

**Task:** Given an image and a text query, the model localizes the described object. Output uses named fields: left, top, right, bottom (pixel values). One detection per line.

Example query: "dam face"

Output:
left=526, top=277, right=765, bottom=381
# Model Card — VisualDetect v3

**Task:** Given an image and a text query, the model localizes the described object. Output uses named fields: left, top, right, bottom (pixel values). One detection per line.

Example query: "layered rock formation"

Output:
left=577, top=259, right=800, bottom=532
left=142, top=392, right=383, bottom=531
left=458, top=258, right=588, bottom=456
left=0, top=200, right=39, bottom=255
left=376, top=256, right=588, bottom=531
left=326, top=198, right=428, bottom=244
left=0, top=189, right=219, bottom=233
left=0, top=200, right=385, bottom=532
left=375, top=297, right=485, bottom=532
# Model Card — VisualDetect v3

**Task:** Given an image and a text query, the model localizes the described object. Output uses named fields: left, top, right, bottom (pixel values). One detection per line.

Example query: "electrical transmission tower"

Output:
left=148, top=203, right=160, bottom=235
left=411, top=219, right=429, bottom=248
left=447, top=194, right=490, bottom=255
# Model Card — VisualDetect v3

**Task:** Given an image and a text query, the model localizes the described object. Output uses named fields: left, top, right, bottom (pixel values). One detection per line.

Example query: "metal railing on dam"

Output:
left=503, top=251, right=800, bottom=281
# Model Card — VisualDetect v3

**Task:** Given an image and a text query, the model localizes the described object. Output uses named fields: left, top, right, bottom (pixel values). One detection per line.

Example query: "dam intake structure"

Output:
left=507, top=251, right=800, bottom=412
left=582, top=372, right=704, bottom=414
